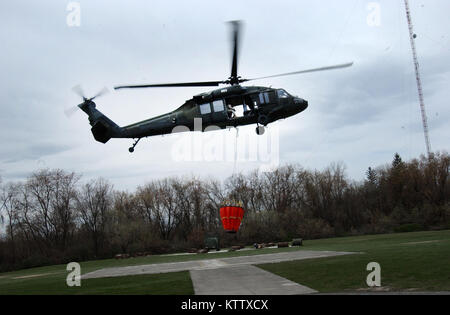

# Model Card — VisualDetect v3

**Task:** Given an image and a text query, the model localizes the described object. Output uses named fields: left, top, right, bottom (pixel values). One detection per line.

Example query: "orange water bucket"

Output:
left=219, top=205, right=244, bottom=233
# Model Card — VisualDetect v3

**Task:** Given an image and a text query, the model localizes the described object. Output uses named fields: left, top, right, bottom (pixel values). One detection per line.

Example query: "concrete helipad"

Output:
left=190, top=265, right=318, bottom=295
left=82, top=250, right=353, bottom=281
left=82, top=250, right=356, bottom=294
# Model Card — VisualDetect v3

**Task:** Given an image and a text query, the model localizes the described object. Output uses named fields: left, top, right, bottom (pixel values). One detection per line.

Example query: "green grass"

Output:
left=0, top=270, right=193, bottom=295
left=258, top=230, right=450, bottom=292
left=0, top=246, right=301, bottom=295
left=1, top=230, right=449, bottom=294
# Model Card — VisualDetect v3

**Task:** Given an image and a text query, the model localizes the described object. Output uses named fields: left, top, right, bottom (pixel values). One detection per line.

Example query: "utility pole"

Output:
left=403, top=0, right=432, bottom=157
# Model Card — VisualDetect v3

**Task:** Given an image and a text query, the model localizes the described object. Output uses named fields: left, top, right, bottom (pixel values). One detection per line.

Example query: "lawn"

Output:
left=1, top=230, right=449, bottom=294
left=0, top=246, right=302, bottom=295
left=258, top=230, right=450, bottom=292
left=0, top=270, right=193, bottom=295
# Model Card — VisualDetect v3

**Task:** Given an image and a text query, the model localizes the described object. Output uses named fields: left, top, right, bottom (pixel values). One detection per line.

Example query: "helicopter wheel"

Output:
left=257, top=114, right=268, bottom=126
left=128, top=138, right=141, bottom=153
left=256, top=125, right=265, bottom=135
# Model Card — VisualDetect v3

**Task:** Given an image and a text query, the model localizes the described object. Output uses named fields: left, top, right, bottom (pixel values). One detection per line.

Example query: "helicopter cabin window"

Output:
left=212, top=100, right=225, bottom=112
left=259, top=92, right=271, bottom=104
left=199, top=103, right=211, bottom=115
left=247, top=94, right=259, bottom=109
left=259, top=93, right=265, bottom=104
left=277, top=89, right=289, bottom=98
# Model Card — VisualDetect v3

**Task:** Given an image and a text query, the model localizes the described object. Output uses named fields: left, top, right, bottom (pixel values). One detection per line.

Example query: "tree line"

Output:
left=0, top=152, right=449, bottom=272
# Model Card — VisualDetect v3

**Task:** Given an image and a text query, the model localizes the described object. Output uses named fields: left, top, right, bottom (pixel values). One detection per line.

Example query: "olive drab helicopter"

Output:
left=71, top=21, right=353, bottom=153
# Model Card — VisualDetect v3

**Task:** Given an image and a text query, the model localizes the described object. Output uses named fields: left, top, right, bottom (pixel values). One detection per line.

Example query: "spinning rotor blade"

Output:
left=71, top=85, right=109, bottom=100
left=243, top=62, right=354, bottom=82
left=72, top=85, right=85, bottom=99
left=64, top=106, right=79, bottom=118
left=65, top=85, right=109, bottom=118
left=114, top=22, right=351, bottom=90
left=115, top=21, right=245, bottom=90
left=114, top=81, right=223, bottom=90
left=91, top=86, right=109, bottom=100
left=229, top=20, right=242, bottom=80
left=65, top=85, right=86, bottom=118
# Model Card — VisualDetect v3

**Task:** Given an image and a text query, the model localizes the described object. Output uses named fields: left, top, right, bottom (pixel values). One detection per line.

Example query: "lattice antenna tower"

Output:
left=404, top=0, right=431, bottom=156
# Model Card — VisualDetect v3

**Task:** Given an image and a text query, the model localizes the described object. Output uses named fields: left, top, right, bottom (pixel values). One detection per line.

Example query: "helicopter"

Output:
left=72, top=21, right=353, bottom=153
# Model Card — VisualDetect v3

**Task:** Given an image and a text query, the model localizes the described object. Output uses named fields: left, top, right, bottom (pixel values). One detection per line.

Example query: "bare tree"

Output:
left=0, top=152, right=449, bottom=272
left=0, top=182, right=22, bottom=263
left=25, top=169, right=80, bottom=251
left=76, top=178, right=113, bottom=256
left=155, top=179, right=177, bottom=240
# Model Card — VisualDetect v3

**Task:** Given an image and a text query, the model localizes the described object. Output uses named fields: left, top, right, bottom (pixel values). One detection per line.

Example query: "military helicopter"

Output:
left=72, top=21, right=352, bottom=153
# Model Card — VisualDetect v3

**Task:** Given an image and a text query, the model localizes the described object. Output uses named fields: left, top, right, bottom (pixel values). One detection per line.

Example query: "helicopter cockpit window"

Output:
left=277, top=89, right=289, bottom=98
left=212, top=100, right=224, bottom=112
left=199, top=103, right=211, bottom=115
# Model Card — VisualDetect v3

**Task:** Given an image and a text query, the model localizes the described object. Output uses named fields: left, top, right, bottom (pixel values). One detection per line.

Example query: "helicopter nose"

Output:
left=294, top=97, right=308, bottom=112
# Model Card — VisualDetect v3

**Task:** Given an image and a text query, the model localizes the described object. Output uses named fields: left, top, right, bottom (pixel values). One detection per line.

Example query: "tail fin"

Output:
left=79, top=101, right=121, bottom=143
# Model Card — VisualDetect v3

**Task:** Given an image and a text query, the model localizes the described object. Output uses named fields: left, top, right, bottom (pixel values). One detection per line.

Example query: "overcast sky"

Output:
left=0, top=0, right=449, bottom=190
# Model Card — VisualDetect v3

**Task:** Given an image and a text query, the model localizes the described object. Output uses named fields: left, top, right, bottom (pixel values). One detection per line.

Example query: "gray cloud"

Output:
left=0, top=0, right=449, bottom=189
left=1, top=143, right=71, bottom=164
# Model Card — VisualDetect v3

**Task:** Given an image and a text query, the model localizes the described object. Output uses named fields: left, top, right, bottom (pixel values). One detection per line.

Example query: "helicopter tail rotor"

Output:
left=64, top=85, right=110, bottom=118
left=68, top=85, right=121, bottom=143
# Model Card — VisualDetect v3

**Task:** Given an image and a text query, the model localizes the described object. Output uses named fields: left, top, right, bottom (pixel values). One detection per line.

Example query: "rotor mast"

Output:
left=404, top=0, right=431, bottom=157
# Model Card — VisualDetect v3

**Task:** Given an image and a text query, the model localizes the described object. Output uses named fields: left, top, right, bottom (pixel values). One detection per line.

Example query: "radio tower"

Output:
left=403, top=0, right=431, bottom=157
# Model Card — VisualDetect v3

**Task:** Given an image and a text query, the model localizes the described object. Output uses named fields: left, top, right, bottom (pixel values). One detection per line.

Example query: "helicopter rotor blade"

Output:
left=229, top=20, right=242, bottom=80
left=243, top=62, right=354, bottom=82
left=114, top=81, right=224, bottom=90
left=91, top=86, right=109, bottom=100
left=66, top=85, right=109, bottom=118
left=64, top=105, right=80, bottom=118
left=72, top=85, right=86, bottom=99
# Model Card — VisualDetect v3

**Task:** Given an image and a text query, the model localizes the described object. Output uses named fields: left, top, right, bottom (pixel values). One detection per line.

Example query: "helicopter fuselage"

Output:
left=76, top=20, right=350, bottom=152
left=119, top=85, right=308, bottom=139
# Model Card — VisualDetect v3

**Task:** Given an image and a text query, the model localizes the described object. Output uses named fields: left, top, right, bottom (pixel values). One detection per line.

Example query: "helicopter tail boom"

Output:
left=79, top=101, right=121, bottom=143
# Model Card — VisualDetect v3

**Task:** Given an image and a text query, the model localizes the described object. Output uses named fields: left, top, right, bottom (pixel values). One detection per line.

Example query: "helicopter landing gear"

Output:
left=256, top=113, right=267, bottom=135
left=256, top=125, right=265, bottom=135
left=257, top=114, right=268, bottom=126
left=129, top=138, right=141, bottom=153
